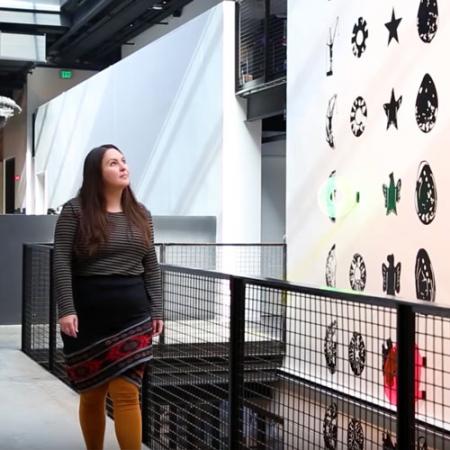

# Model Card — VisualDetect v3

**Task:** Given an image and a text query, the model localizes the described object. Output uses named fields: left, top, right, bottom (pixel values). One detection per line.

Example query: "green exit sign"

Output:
left=59, top=70, right=73, bottom=79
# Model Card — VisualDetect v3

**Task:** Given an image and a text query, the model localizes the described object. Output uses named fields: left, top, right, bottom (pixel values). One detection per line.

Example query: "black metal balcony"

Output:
left=236, top=0, right=287, bottom=96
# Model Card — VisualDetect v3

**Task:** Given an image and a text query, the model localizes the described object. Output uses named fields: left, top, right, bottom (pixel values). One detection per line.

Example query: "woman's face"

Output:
left=101, top=148, right=129, bottom=189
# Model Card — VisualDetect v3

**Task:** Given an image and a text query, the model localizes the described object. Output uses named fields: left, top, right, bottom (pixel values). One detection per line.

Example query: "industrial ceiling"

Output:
left=0, top=0, right=193, bottom=96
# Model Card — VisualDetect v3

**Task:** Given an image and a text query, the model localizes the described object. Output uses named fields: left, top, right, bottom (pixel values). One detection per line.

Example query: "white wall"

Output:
left=35, top=6, right=223, bottom=217
left=27, top=67, right=97, bottom=115
left=28, top=68, right=97, bottom=214
left=2, top=91, right=27, bottom=211
left=33, top=2, right=262, bottom=242
left=0, top=68, right=96, bottom=212
left=287, top=0, right=449, bottom=302
left=286, top=0, right=450, bottom=425
left=221, top=1, right=261, bottom=243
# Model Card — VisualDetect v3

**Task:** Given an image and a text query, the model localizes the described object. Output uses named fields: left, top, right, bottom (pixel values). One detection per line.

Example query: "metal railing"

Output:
left=155, top=243, right=286, bottom=280
left=236, top=0, right=287, bottom=93
left=22, top=243, right=450, bottom=449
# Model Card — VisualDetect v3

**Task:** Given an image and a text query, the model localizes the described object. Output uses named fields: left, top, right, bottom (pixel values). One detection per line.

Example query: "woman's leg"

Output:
left=108, top=377, right=142, bottom=450
left=79, top=383, right=109, bottom=450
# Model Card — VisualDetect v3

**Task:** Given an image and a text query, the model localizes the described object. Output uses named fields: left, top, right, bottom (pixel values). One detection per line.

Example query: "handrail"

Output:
left=161, top=263, right=450, bottom=317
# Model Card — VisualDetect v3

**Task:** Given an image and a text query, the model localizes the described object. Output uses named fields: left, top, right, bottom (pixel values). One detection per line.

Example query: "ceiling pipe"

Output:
left=85, top=0, right=192, bottom=60
left=48, top=0, right=118, bottom=53
left=58, top=0, right=184, bottom=60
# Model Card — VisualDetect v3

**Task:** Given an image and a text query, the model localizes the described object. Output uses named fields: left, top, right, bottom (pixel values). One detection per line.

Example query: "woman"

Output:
left=53, top=144, right=163, bottom=450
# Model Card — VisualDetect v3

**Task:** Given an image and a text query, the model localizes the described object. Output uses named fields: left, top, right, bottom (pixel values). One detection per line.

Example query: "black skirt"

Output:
left=61, top=275, right=153, bottom=392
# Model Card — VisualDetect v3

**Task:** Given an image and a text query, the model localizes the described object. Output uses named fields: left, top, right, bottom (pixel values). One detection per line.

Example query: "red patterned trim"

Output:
left=65, top=321, right=153, bottom=391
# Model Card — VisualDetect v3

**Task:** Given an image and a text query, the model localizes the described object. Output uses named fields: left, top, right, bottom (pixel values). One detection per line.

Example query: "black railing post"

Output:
left=48, top=247, right=57, bottom=373
left=159, top=245, right=166, bottom=346
left=229, top=276, right=246, bottom=450
left=21, top=244, right=28, bottom=353
left=159, top=243, right=166, bottom=265
left=396, top=304, right=416, bottom=450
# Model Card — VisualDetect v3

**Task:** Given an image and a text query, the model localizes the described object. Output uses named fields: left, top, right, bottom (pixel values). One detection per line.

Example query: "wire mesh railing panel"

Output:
left=22, top=244, right=52, bottom=368
left=269, top=381, right=397, bottom=450
left=237, top=284, right=286, bottom=449
left=415, top=313, right=450, bottom=449
left=241, top=285, right=398, bottom=449
left=285, top=294, right=397, bottom=407
left=21, top=243, right=450, bottom=450
left=161, top=244, right=285, bottom=280
left=22, top=245, right=34, bottom=355
left=215, top=246, right=284, bottom=279
left=163, top=245, right=216, bottom=272
left=144, top=269, right=232, bottom=449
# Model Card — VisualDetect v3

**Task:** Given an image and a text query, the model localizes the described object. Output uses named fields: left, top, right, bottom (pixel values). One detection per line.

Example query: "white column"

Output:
left=220, top=1, right=262, bottom=245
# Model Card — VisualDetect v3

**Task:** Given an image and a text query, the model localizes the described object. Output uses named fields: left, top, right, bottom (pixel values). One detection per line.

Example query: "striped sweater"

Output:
left=53, top=197, right=162, bottom=320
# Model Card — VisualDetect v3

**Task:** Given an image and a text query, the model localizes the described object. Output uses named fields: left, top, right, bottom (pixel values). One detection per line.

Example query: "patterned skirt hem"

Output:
left=64, top=317, right=153, bottom=392
left=75, top=357, right=152, bottom=393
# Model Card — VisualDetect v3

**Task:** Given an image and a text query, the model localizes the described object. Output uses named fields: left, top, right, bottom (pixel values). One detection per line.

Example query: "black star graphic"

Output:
left=385, top=8, right=402, bottom=45
left=383, top=89, right=402, bottom=130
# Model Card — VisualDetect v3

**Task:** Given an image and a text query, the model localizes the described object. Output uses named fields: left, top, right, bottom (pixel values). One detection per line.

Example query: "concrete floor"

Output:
left=0, top=325, right=149, bottom=450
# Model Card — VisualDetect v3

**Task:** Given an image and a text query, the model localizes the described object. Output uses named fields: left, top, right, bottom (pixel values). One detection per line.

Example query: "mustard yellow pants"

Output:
left=79, top=377, right=142, bottom=450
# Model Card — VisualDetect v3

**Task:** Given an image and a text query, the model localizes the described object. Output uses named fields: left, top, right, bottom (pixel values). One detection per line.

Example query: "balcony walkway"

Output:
left=0, top=325, right=149, bottom=450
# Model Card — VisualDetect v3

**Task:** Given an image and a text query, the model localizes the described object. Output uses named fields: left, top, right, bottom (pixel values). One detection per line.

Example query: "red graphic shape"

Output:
left=383, top=343, right=424, bottom=404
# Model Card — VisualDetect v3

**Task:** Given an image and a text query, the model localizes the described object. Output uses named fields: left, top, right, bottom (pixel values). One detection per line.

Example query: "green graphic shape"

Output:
left=383, top=172, right=401, bottom=215
left=318, top=172, right=360, bottom=222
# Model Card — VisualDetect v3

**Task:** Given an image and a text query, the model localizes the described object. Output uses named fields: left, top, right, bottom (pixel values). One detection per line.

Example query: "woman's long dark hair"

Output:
left=74, top=144, right=151, bottom=257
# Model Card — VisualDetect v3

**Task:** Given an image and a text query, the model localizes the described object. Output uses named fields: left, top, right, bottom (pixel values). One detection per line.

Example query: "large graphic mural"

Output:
left=287, top=0, right=448, bottom=302
left=287, top=0, right=449, bottom=443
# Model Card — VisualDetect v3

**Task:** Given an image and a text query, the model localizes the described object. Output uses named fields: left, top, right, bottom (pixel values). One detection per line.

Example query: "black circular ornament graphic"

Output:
left=324, top=320, right=338, bottom=374
left=418, top=0, right=438, bottom=43
left=351, top=17, right=368, bottom=57
left=350, top=97, right=367, bottom=137
left=348, top=332, right=366, bottom=376
left=415, top=248, right=436, bottom=302
left=382, top=431, right=396, bottom=449
left=416, top=74, right=438, bottom=133
left=326, top=244, right=337, bottom=288
left=417, top=436, right=428, bottom=450
left=415, top=161, right=437, bottom=224
left=347, top=418, right=364, bottom=450
left=323, top=402, right=338, bottom=450
left=349, top=253, right=366, bottom=291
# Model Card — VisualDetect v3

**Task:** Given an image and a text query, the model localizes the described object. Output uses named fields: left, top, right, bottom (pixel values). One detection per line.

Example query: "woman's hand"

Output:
left=59, top=314, right=78, bottom=338
left=152, top=319, right=164, bottom=337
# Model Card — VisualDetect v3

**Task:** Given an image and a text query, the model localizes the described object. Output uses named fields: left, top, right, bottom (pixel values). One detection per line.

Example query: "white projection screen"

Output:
left=34, top=5, right=223, bottom=217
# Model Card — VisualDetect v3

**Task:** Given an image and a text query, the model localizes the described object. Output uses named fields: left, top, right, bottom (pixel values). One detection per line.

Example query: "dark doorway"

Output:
left=5, top=158, right=15, bottom=213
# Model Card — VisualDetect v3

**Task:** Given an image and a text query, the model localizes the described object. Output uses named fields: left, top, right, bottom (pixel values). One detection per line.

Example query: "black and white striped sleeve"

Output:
left=53, top=201, right=78, bottom=319
left=142, top=209, right=163, bottom=320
